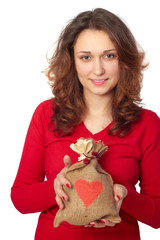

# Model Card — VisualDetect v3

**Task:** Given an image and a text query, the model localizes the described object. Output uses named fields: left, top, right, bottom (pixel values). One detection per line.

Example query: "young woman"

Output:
left=11, top=8, right=160, bottom=240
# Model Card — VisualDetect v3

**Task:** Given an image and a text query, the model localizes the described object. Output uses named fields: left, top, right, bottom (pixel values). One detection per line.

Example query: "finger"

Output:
left=55, top=178, right=70, bottom=200
left=84, top=224, right=93, bottom=228
left=56, top=186, right=69, bottom=201
left=114, top=195, right=123, bottom=212
left=63, top=155, right=72, bottom=170
left=113, top=186, right=123, bottom=200
left=114, top=194, right=121, bottom=202
left=89, top=221, right=106, bottom=228
left=55, top=195, right=64, bottom=209
left=113, top=184, right=128, bottom=199
left=100, top=219, right=116, bottom=227
left=54, top=179, right=70, bottom=204
left=88, top=220, right=115, bottom=228
left=56, top=173, right=72, bottom=189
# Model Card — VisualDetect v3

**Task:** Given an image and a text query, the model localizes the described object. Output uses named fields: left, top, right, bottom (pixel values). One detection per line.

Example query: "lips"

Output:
left=90, top=78, right=108, bottom=85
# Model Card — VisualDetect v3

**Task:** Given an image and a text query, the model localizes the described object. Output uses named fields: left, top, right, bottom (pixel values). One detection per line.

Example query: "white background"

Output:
left=0, top=0, right=160, bottom=239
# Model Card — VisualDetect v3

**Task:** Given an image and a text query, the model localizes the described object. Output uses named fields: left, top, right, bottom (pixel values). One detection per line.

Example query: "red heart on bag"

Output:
left=75, top=179, right=103, bottom=208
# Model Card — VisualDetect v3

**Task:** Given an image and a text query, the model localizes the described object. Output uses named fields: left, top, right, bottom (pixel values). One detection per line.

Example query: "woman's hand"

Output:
left=85, top=184, right=128, bottom=228
left=54, top=155, right=72, bottom=209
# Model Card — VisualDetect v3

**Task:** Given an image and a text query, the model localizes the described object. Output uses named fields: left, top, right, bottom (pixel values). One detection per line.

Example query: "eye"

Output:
left=80, top=55, right=91, bottom=61
left=104, top=53, right=117, bottom=60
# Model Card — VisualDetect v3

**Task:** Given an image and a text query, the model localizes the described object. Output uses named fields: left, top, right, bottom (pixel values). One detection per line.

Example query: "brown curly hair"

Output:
left=45, top=8, right=148, bottom=136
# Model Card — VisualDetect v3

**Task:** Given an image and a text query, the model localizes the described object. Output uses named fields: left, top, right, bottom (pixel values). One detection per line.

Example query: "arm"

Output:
left=11, top=102, right=57, bottom=214
left=121, top=112, right=160, bottom=229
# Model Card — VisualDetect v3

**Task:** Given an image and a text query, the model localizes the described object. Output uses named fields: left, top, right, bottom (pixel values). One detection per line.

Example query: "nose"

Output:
left=93, top=59, right=105, bottom=76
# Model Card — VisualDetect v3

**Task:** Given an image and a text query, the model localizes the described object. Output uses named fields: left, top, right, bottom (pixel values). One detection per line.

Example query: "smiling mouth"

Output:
left=89, top=78, right=109, bottom=85
left=91, top=79, right=108, bottom=83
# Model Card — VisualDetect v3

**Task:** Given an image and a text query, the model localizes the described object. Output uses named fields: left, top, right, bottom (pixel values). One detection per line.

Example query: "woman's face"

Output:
left=74, top=29, right=120, bottom=98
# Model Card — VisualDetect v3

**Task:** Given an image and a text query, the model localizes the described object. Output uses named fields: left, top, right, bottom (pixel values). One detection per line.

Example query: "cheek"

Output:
left=75, top=62, right=90, bottom=79
left=107, top=61, right=119, bottom=77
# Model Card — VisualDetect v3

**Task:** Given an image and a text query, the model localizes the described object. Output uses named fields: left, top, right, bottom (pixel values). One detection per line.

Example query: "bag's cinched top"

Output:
left=70, top=138, right=108, bottom=162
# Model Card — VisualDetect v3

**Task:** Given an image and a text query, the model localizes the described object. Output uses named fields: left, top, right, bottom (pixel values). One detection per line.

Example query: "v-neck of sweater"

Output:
left=78, top=121, right=113, bottom=139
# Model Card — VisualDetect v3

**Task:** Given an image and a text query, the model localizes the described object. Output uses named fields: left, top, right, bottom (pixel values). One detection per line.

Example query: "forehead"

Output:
left=74, top=29, right=116, bottom=52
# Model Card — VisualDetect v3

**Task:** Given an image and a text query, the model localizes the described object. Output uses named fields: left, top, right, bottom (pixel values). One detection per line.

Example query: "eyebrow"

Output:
left=76, top=49, right=116, bottom=54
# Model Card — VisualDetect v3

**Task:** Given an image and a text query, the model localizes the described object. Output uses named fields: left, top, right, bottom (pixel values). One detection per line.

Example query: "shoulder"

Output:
left=31, top=98, right=54, bottom=124
left=34, top=99, right=54, bottom=115
left=140, top=108, right=160, bottom=126
left=141, top=108, right=159, bottom=118
left=35, top=98, right=54, bottom=112
left=134, top=108, right=160, bottom=140
left=129, top=108, right=160, bottom=152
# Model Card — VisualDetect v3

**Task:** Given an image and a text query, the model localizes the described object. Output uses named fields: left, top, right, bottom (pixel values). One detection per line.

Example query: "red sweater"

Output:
left=11, top=99, right=160, bottom=240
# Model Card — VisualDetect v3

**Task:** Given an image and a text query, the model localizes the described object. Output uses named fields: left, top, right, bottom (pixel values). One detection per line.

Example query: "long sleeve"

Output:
left=121, top=111, right=160, bottom=228
left=11, top=101, right=57, bottom=214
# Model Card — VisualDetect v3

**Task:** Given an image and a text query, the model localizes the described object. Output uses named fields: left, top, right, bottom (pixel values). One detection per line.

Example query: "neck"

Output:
left=83, top=91, right=113, bottom=119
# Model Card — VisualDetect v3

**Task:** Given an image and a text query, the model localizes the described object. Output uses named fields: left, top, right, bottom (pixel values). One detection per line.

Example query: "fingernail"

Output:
left=62, top=196, right=65, bottom=201
left=66, top=183, right=71, bottom=188
left=117, top=195, right=120, bottom=201
left=90, top=223, right=95, bottom=226
left=101, top=219, right=106, bottom=223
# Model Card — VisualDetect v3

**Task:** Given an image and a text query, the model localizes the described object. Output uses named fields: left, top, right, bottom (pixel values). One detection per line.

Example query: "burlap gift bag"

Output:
left=54, top=138, right=121, bottom=227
